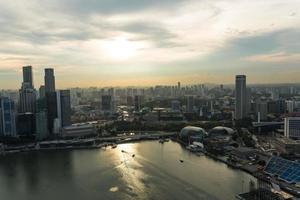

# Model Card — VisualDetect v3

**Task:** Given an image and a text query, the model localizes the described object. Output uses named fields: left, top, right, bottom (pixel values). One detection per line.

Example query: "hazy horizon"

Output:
left=0, top=0, right=299, bottom=89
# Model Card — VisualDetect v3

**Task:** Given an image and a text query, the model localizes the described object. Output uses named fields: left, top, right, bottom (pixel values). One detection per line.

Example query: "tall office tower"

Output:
left=186, top=95, right=194, bottom=113
left=101, top=95, right=115, bottom=114
left=22, top=66, right=33, bottom=88
left=19, top=66, right=37, bottom=113
left=47, top=90, right=71, bottom=135
left=36, top=111, right=48, bottom=140
left=235, top=75, right=247, bottom=120
left=0, top=98, right=16, bottom=137
left=284, top=117, right=300, bottom=139
left=19, top=88, right=37, bottom=113
left=44, top=68, right=55, bottom=93
left=134, top=95, right=144, bottom=112
left=39, top=85, right=45, bottom=99
left=16, top=113, right=36, bottom=137
left=56, top=90, right=71, bottom=128
left=46, top=92, right=57, bottom=134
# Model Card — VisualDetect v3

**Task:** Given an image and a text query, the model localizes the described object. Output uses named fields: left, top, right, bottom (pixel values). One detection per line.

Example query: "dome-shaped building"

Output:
left=208, top=126, right=235, bottom=140
left=178, top=126, right=207, bottom=143
left=209, top=126, right=235, bottom=136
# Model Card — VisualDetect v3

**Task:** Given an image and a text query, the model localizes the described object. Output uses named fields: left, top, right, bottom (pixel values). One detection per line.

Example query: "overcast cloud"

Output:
left=0, top=0, right=299, bottom=88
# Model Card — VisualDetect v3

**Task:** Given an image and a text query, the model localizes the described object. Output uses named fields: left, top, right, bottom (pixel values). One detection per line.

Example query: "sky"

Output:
left=0, top=0, right=299, bottom=89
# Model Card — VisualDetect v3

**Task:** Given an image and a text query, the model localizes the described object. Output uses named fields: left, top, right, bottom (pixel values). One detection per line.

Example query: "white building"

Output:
left=284, top=117, right=300, bottom=139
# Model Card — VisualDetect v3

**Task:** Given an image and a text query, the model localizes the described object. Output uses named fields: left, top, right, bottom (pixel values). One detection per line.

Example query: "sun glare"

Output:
left=103, top=37, right=140, bottom=60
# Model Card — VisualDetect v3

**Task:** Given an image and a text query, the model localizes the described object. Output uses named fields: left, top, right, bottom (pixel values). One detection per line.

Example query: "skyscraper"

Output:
left=19, top=66, right=36, bottom=113
left=186, top=95, right=194, bottom=113
left=44, top=68, right=55, bottom=93
left=46, top=92, right=57, bottom=134
left=36, top=111, right=48, bottom=140
left=101, top=95, right=115, bottom=114
left=57, top=90, right=71, bottom=127
left=39, top=85, right=45, bottom=99
left=235, top=75, right=247, bottom=120
left=22, top=66, right=33, bottom=88
left=0, top=97, right=16, bottom=137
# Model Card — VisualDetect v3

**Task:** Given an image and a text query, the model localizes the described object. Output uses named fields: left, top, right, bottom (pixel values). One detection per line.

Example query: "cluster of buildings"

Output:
left=0, top=66, right=71, bottom=140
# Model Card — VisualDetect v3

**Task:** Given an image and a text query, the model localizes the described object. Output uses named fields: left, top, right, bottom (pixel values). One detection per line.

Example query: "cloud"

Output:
left=244, top=52, right=300, bottom=63
left=0, top=0, right=299, bottom=88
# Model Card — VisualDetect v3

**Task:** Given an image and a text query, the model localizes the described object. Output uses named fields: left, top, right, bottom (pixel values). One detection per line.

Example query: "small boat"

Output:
left=121, top=150, right=125, bottom=153
left=132, top=154, right=135, bottom=158
left=112, top=144, right=117, bottom=149
left=179, top=159, right=184, bottom=163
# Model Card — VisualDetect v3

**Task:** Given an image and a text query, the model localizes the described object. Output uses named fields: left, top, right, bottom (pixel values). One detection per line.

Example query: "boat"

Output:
left=111, top=144, right=117, bottom=149
left=159, top=139, right=164, bottom=144
left=179, top=159, right=184, bottom=163
left=132, top=154, right=135, bottom=158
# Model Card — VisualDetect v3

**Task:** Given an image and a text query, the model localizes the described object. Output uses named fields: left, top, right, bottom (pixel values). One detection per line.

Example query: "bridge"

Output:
left=252, top=121, right=284, bottom=128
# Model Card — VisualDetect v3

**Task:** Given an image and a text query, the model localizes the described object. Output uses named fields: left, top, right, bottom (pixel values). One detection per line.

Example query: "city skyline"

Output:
left=0, top=0, right=299, bottom=89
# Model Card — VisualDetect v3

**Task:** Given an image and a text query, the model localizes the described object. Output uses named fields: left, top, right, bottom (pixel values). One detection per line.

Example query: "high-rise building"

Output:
left=0, top=97, right=16, bottom=137
left=39, top=85, right=45, bottom=99
left=171, top=100, right=180, bottom=112
left=46, top=92, right=57, bottom=134
left=19, top=66, right=36, bottom=113
left=286, top=100, right=295, bottom=113
left=284, top=117, right=300, bottom=139
left=19, top=88, right=37, bottom=113
left=186, top=95, right=194, bottom=113
left=57, top=90, right=71, bottom=128
left=22, top=66, right=33, bottom=88
left=46, top=90, right=71, bottom=135
left=101, top=95, right=115, bottom=114
left=256, top=101, right=268, bottom=121
left=235, top=75, right=247, bottom=120
left=44, top=68, right=55, bottom=93
left=134, top=95, right=144, bottom=112
left=16, top=113, right=35, bottom=137
left=35, top=111, right=48, bottom=140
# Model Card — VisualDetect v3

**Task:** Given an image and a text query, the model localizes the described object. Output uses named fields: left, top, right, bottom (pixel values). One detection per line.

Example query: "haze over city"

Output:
left=0, top=0, right=299, bottom=89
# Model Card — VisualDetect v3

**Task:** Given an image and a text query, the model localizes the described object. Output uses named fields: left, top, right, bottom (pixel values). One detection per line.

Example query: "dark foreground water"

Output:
left=0, top=141, right=255, bottom=200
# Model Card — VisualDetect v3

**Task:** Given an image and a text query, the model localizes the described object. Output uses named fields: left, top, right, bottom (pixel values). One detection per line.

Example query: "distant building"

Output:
left=284, top=117, right=300, bottom=139
left=39, top=85, right=45, bottom=99
left=18, top=88, right=37, bottom=113
left=286, top=100, right=295, bottom=113
left=61, top=124, right=96, bottom=138
left=101, top=95, right=115, bottom=114
left=44, top=68, right=56, bottom=93
left=17, top=113, right=35, bottom=137
left=46, top=92, right=58, bottom=134
left=56, top=90, right=72, bottom=128
left=171, top=100, right=180, bottom=112
left=235, top=75, right=247, bottom=120
left=19, top=66, right=36, bottom=113
left=0, top=97, right=16, bottom=137
left=256, top=101, right=268, bottom=121
left=45, top=90, right=71, bottom=135
left=35, top=111, right=48, bottom=140
left=178, top=126, right=207, bottom=143
left=134, top=95, right=144, bottom=112
left=276, top=99, right=286, bottom=114
left=186, top=95, right=194, bottom=113
left=22, top=66, right=34, bottom=88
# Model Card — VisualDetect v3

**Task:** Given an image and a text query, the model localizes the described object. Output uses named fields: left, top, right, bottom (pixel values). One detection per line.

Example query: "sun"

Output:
left=103, top=37, right=140, bottom=60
